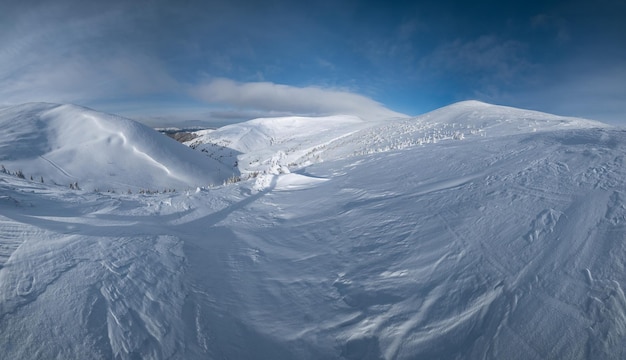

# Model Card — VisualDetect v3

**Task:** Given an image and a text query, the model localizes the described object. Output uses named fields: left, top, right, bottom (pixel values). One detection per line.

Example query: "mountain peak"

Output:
left=449, top=99, right=492, bottom=107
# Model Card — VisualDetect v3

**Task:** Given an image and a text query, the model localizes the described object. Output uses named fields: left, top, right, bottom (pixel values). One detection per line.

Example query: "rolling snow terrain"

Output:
left=0, top=103, right=233, bottom=191
left=1, top=101, right=625, bottom=359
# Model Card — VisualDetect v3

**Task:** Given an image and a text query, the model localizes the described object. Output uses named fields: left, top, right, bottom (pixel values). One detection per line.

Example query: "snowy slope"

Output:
left=1, top=101, right=625, bottom=359
left=0, top=103, right=232, bottom=190
left=188, top=101, right=604, bottom=177
left=187, top=114, right=369, bottom=176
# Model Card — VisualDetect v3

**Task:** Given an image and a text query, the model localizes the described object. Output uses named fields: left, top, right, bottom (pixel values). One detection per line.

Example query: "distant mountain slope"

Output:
left=188, top=101, right=606, bottom=177
left=418, top=100, right=606, bottom=134
left=187, top=114, right=369, bottom=175
left=0, top=103, right=232, bottom=190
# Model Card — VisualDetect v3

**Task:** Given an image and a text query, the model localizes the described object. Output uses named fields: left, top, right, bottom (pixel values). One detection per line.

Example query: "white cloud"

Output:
left=0, top=53, right=178, bottom=105
left=0, top=1, right=176, bottom=106
left=190, top=78, right=407, bottom=121
left=497, top=65, right=626, bottom=124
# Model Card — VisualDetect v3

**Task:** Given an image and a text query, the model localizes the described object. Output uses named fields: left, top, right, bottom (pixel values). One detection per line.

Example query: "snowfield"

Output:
left=0, top=103, right=233, bottom=191
left=1, top=101, right=625, bottom=359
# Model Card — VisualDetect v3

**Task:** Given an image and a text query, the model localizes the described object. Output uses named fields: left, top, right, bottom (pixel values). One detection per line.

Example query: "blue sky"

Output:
left=1, top=0, right=624, bottom=126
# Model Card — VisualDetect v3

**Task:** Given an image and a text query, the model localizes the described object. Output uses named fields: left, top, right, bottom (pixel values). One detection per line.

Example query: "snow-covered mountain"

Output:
left=188, top=100, right=604, bottom=178
left=0, top=103, right=233, bottom=191
left=1, top=101, right=625, bottom=359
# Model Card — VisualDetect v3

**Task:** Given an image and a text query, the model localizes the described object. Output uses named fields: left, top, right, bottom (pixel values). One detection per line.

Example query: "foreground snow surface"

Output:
left=2, top=102, right=626, bottom=359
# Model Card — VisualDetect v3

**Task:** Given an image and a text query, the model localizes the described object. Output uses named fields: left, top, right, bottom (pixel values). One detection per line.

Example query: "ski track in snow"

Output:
left=38, top=155, right=75, bottom=179
left=1, top=101, right=626, bottom=359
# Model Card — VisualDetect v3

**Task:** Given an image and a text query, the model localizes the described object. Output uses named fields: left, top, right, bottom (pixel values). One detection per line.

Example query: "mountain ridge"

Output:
left=187, top=100, right=608, bottom=177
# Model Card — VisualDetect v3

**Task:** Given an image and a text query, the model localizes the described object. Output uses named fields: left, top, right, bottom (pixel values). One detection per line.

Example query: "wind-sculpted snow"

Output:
left=188, top=101, right=604, bottom=179
left=0, top=103, right=232, bottom=190
left=1, top=102, right=625, bottom=359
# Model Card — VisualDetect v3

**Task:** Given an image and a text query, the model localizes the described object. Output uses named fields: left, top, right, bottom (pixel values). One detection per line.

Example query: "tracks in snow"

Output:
left=0, top=218, right=29, bottom=269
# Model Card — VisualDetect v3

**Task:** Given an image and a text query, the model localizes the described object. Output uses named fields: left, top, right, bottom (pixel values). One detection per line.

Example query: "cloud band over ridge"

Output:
left=191, top=78, right=407, bottom=121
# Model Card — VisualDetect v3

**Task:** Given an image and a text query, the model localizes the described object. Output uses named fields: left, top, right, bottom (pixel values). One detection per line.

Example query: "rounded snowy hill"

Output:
left=188, top=101, right=606, bottom=176
left=418, top=100, right=605, bottom=134
left=0, top=103, right=232, bottom=190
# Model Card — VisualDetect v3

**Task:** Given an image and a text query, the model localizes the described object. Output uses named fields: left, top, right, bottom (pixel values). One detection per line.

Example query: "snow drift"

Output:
left=1, top=101, right=625, bottom=359
left=0, top=103, right=232, bottom=190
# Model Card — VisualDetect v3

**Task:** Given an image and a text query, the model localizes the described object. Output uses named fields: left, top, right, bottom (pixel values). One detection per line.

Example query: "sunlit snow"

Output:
left=0, top=103, right=233, bottom=191
left=1, top=101, right=624, bottom=359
